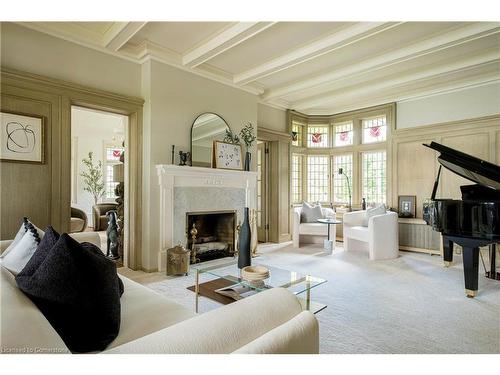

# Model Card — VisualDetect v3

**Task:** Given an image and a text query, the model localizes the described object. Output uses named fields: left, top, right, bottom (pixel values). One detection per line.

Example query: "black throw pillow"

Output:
left=16, top=231, right=124, bottom=353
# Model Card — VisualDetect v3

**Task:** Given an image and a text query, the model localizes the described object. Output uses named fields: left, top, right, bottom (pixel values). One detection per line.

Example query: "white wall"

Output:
left=396, top=82, right=500, bottom=129
left=1, top=23, right=142, bottom=97
left=257, top=103, right=287, bottom=132
left=71, top=107, right=126, bottom=222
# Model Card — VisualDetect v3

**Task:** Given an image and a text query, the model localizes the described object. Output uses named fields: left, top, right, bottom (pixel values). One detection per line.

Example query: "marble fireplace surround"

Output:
left=156, top=164, right=258, bottom=271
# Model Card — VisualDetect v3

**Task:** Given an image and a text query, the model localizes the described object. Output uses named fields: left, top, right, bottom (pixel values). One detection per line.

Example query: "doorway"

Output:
left=71, top=106, right=128, bottom=266
left=256, top=140, right=269, bottom=242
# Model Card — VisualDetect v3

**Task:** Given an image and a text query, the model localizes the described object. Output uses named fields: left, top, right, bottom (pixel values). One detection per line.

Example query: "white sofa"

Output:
left=293, top=206, right=336, bottom=248
left=0, top=232, right=319, bottom=354
left=343, top=210, right=399, bottom=260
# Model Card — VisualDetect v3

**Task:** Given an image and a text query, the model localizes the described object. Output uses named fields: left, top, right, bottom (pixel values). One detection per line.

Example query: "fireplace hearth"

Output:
left=186, top=210, right=236, bottom=264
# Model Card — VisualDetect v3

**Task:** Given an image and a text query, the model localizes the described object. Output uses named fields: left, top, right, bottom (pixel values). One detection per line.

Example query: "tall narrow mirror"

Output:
left=191, top=112, right=230, bottom=167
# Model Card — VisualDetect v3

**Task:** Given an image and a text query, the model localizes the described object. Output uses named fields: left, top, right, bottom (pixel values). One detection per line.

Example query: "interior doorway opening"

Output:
left=70, top=106, right=128, bottom=267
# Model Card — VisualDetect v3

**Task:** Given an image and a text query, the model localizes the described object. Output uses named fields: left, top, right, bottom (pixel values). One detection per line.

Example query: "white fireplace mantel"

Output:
left=156, top=164, right=258, bottom=271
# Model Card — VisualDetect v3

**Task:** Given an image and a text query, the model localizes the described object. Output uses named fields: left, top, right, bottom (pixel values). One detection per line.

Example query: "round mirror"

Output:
left=191, top=112, right=230, bottom=167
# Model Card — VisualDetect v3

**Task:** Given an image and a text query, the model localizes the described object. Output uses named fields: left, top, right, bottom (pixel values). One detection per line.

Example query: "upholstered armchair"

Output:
left=292, top=206, right=336, bottom=248
left=70, top=207, right=88, bottom=233
left=92, top=203, right=118, bottom=231
left=343, top=210, right=399, bottom=260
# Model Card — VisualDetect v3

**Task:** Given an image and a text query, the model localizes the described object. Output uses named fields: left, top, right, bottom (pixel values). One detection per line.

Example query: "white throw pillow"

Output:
left=301, top=202, right=324, bottom=223
left=362, top=204, right=387, bottom=227
left=1, top=227, right=41, bottom=275
left=0, top=223, right=26, bottom=258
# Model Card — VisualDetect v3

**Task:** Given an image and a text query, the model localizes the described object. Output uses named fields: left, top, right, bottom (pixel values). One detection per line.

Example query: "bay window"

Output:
left=289, top=103, right=393, bottom=208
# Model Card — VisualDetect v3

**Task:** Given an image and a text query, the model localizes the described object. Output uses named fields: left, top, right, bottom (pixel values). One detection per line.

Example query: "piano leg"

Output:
left=486, top=244, right=500, bottom=280
left=462, top=246, right=479, bottom=298
left=442, top=237, right=454, bottom=267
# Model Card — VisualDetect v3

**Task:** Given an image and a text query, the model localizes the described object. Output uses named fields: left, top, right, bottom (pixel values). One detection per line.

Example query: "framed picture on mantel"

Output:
left=212, top=141, right=243, bottom=171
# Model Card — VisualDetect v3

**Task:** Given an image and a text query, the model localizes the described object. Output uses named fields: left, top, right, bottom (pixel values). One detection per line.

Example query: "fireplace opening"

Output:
left=186, top=210, right=236, bottom=264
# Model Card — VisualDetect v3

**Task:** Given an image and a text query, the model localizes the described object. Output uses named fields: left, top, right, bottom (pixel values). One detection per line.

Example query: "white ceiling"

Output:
left=18, top=21, right=500, bottom=114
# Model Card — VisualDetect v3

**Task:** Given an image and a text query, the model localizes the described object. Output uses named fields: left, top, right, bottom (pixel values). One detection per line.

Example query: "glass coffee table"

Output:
left=191, top=258, right=327, bottom=314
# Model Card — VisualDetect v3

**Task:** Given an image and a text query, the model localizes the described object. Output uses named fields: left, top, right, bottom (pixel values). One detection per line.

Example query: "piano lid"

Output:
left=423, top=141, right=500, bottom=191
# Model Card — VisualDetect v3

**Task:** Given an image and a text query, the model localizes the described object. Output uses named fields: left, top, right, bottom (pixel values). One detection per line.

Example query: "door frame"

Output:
left=1, top=68, right=144, bottom=269
left=256, top=140, right=270, bottom=242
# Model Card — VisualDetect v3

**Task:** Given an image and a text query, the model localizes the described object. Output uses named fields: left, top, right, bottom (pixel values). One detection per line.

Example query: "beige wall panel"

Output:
left=1, top=93, right=55, bottom=238
left=396, top=139, right=437, bottom=218
left=278, top=141, right=291, bottom=239
left=496, top=131, right=500, bottom=164
left=440, top=133, right=490, bottom=199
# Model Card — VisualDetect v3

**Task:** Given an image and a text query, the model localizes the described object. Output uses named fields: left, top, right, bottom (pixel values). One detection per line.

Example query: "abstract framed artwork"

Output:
left=212, top=140, right=243, bottom=170
left=0, top=111, right=44, bottom=163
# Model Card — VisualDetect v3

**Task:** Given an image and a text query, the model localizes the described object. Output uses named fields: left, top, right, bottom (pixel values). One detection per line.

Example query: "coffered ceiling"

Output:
left=18, top=21, right=500, bottom=114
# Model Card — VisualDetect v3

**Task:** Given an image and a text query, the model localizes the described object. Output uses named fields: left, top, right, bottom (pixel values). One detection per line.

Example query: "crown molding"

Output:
left=103, top=22, right=148, bottom=51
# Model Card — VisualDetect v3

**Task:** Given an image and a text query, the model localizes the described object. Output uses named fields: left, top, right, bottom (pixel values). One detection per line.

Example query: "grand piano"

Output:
left=423, top=141, right=500, bottom=298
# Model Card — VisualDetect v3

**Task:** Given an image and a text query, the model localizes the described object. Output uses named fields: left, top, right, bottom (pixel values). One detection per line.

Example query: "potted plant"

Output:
left=80, top=151, right=105, bottom=205
left=239, top=122, right=256, bottom=171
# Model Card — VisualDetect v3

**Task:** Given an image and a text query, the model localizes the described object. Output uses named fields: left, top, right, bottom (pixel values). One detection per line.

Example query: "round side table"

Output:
left=317, top=218, right=342, bottom=254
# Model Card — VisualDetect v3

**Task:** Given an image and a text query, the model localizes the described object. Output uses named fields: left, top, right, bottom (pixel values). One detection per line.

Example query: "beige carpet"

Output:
left=144, top=243, right=500, bottom=354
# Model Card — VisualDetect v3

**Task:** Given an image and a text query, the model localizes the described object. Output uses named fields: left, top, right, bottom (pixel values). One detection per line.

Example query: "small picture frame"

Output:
left=398, top=195, right=416, bottom=218
left=0, top=111, right=45, bottom=163
left=212, top=141, right=243, bottom=170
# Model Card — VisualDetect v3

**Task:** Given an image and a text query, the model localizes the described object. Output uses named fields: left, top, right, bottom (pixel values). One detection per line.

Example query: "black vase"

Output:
left=244, top=152, right=251, bottom=171
left=238, top=207, right=251, bottom=269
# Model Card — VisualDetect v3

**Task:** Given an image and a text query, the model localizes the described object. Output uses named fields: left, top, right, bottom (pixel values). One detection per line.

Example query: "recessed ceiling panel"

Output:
left=280, top=32, right=500, bottom=103
left=257, top=22, right=464, bottom=89
left=129, top=21, right=232, bottom=54
left=72, top=22, right=115, bottom=35
left=208, top=22, right=354, bottom=74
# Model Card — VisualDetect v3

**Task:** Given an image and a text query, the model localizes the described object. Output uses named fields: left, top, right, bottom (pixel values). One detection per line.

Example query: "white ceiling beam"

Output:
left=292, top=49, right=500, bottom=110
left=182, top=22, right=275, bottom=68
left=233, top=22, right=403, bottom=85
left=263, top=22, right=500, bottom=101
left=103, top=22, right=148, bottom=51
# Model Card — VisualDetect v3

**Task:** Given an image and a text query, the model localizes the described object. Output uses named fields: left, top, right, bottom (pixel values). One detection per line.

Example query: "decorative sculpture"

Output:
left=106, top=210, right=120, bottom=260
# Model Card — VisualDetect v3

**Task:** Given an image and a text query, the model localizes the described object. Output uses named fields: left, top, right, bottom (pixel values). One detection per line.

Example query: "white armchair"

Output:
left=292, top=206, right=336, bottom=248
left=343, top=210, right=399, bottom=260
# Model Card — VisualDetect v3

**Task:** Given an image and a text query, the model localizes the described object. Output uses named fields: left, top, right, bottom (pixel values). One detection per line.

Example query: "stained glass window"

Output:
left=362, top=151, right=386, bottom=205
left=362, top=116, right=387, bottom=144
left=334, top=121, right=353, bottom=147
left=291, top=154, right=303, bottom=203
left=104, top=146, right=124, bottom=199
left=291, top=121, right=304, bottom=147
left=307, top=125, right=329, bottom=148
left=333, top=154, right=353, bottom=204
left=307, top=155, right=329, bottom=202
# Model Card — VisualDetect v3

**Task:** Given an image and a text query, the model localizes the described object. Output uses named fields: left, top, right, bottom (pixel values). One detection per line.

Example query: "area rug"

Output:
left=145, top=243, right=500, bottom=354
